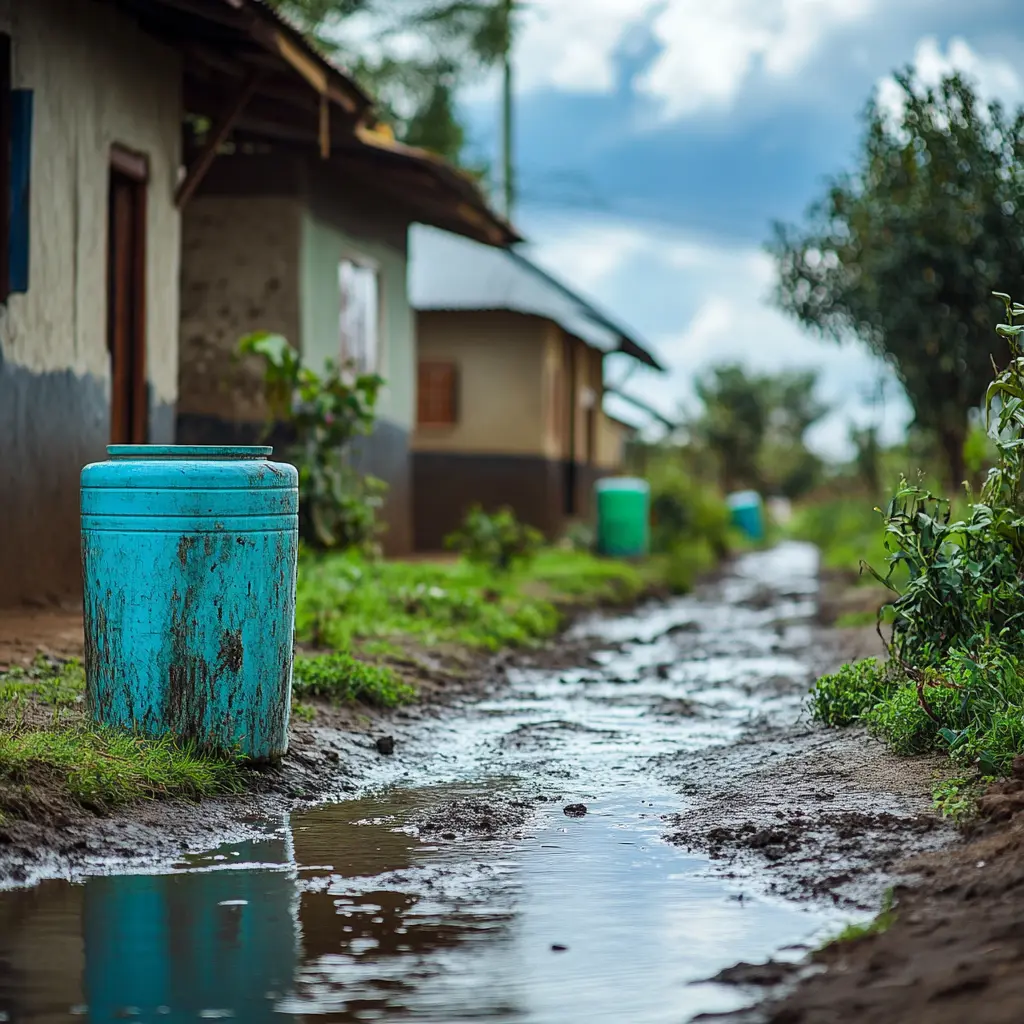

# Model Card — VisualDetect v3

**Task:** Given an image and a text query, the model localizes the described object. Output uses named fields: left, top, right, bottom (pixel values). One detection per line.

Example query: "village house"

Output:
left=0, top=0, right=513, bottom=607
left=408, top=226, right=663, bottom=551
left=175, top=135, right=515, bottom=555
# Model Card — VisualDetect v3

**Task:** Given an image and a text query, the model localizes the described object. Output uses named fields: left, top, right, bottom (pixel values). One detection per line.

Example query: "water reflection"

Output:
left=0, top=789, right=836, bottom=1024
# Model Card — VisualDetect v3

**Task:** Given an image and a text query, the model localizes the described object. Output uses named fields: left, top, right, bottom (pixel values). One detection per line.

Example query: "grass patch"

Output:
left=293, top=652, right=416, bottom=707
left=296, top=548, right=651, bottom=653
left=1, top=655, right=85, bottom=706
left=0, top=657, right=246, bottom=821
left=819, top=890, right=897, bottom=951
left=0, top=727, right=244, bottom=814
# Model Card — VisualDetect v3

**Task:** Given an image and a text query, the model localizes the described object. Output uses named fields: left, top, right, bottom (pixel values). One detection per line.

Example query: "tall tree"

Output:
left=770, top=71, right=1024, bottom=487
left=267, top=0, right=513, bottom=172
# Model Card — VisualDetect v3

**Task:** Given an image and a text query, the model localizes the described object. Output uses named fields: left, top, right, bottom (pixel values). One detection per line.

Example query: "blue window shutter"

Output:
left=9, top=88, right=31, bottom=294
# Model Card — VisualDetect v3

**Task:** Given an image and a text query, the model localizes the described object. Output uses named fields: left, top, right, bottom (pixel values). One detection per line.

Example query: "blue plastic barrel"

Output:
left=726, top=490, right=765, bottom=542
left=81, top=445, right=299, bottom=760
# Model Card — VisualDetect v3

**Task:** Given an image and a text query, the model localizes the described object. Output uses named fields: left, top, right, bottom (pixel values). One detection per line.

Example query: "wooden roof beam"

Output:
left=176, top=71, right=261, bottom=208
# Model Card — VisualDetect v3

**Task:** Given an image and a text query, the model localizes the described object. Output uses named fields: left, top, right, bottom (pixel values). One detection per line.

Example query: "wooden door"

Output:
left=108, top=155, right=147, bottom=444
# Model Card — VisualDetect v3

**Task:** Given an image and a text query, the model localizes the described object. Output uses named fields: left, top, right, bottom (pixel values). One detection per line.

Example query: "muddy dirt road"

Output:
left=0, top=544, right=956, bottom=1023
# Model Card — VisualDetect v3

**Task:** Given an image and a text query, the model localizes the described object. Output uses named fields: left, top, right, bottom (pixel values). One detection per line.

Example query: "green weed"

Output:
left=293, top=652, right=415, bottom=707
left=819, top=889, right=896, bottom=950
left=809, top=659, right=894, bottom=727
left=932, top=775, right=991, bottom=823
left=0, top=727, right=244, bottom=814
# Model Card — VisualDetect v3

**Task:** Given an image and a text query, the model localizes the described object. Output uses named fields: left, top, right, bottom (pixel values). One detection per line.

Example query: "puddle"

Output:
left=0, top=543, right=849, bottom=1023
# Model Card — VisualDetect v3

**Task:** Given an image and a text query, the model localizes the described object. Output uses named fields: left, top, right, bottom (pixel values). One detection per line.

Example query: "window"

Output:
left=418, top=361, right=457, bottom=426
left=339, top=257, right=379, bottom=373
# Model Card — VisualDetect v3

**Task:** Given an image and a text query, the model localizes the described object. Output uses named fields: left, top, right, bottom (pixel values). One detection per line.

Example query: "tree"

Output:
left=692, top=364, right=826, bottom=497
left=267, top=0, right=513, bottom=170
left=770, top=71, right=1024, bottom=488
left=694, top=365, right=766, bottom=493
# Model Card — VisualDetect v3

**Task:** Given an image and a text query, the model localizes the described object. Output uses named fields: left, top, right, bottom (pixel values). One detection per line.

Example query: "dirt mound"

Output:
left=411, top=797, right=535, bottom=839
left=749, top=816, right=1024, bottom=1023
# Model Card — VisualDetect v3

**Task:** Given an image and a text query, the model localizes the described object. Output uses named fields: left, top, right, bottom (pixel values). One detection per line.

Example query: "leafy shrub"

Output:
left=445, top=505, right=543, bottom=572
left=239, top=332, right=386, bottom=553
left=809, top=658, right=894, bottom=727
left=806, top=295, right=1024, bottom=776
left=862, top=683, right=964, bottom=755
left=648, top=456, right=730, bottom=559
left=561, top=521, right=595, bottom=552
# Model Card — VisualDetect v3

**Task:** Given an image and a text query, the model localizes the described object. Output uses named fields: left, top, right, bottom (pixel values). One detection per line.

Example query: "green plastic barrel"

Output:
left=595, top=477, right=650, bottom=558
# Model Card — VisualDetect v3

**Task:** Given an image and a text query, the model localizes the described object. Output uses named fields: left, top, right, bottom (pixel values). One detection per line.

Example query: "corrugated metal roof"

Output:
left=409, top=226, right=664, bottom=370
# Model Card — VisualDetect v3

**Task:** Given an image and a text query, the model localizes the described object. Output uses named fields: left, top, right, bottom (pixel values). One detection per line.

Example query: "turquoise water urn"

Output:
left=81, top=445, right=298, bottom=760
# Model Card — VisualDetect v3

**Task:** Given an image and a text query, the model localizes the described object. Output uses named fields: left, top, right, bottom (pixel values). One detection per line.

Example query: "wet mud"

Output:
left=0, top=544, right=967, bottom=1022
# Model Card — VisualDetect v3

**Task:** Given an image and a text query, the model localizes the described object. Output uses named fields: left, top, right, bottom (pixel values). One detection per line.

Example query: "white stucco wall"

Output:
left=0, top=0, right=182, bottom=402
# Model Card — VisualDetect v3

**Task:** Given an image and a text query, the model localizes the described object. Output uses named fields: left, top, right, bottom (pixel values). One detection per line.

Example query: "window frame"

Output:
left=417, top=360, right=458, bottom=428
left=338, top=253, right=382, bottom=376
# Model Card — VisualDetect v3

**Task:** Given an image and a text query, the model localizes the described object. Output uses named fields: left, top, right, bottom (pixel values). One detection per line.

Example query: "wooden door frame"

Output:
left=108, top=144, right=149, bottom=444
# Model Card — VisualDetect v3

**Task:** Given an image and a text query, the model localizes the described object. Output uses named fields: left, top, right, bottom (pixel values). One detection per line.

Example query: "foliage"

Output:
left=691, top=364, right=825, bottom=497
left=266, top=0, right=513, bottom=167
left=808, top=658, right=894, bottom=727
left=932, top=774, right=991, bottom=823
left=771, top=71, right=1024, bottom=486
left=293, top=652, right=415, bottom=707
left=789, top=498, right=891, bottom=575
left=239, top=332, right=386, bottom=553
left=295, top=548, right=647, bottom=652
left=644, top=446, right=732, bottom=591
left=868, top=285, right=1024, bottom=669
left=561, top=521, right=595, bottom=553
left=445, top=505, right=544, bottom=572
left=810, top=646, right=1024, bottom=776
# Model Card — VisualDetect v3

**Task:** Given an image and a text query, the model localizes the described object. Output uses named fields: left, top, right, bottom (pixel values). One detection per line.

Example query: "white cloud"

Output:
left=514, top=0, right=651, bottom=94
left=524, top=214, right=910, bottom=459
left=511, top=0, right=878, bottom=120
left=876, top=36, right=1024, bottom=121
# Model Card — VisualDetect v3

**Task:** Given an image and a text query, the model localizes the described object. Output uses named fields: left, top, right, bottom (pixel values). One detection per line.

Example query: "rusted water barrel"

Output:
left=81, top=445, right=298, bottom=760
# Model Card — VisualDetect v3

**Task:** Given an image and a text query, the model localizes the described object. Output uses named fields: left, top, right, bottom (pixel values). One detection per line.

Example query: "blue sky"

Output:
left=454, top=0, right=1024, bottom=457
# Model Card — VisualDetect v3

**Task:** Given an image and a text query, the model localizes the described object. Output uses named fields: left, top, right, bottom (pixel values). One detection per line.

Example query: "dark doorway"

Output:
left=107, top=147, right=148, bottom=444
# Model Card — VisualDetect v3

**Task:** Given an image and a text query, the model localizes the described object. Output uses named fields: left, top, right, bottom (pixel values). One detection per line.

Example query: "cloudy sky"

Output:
left=453, top=0, right=1024, bottom=457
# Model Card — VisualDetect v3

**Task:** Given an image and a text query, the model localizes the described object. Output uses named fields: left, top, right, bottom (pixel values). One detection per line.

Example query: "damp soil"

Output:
left=0, top=544, right=980, bottom=1023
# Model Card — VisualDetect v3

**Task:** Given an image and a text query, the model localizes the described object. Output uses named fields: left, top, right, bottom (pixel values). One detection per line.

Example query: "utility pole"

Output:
left=501, top=0, right=514, bottom=220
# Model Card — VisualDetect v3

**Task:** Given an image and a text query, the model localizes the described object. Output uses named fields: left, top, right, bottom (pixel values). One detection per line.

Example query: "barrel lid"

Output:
left=726, top=490, right=762, bottom=508
left=596, top=476, right=650, bottom=492
left=107, top=445, right=272, bottom=460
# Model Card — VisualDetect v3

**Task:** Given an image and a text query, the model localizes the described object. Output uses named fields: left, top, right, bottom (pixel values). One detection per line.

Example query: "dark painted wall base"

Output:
left=412, top=450, right=606, bottom=552
left=0, top=363, right=174, bottom=607
left=176, top=413, right=413, bottom=555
